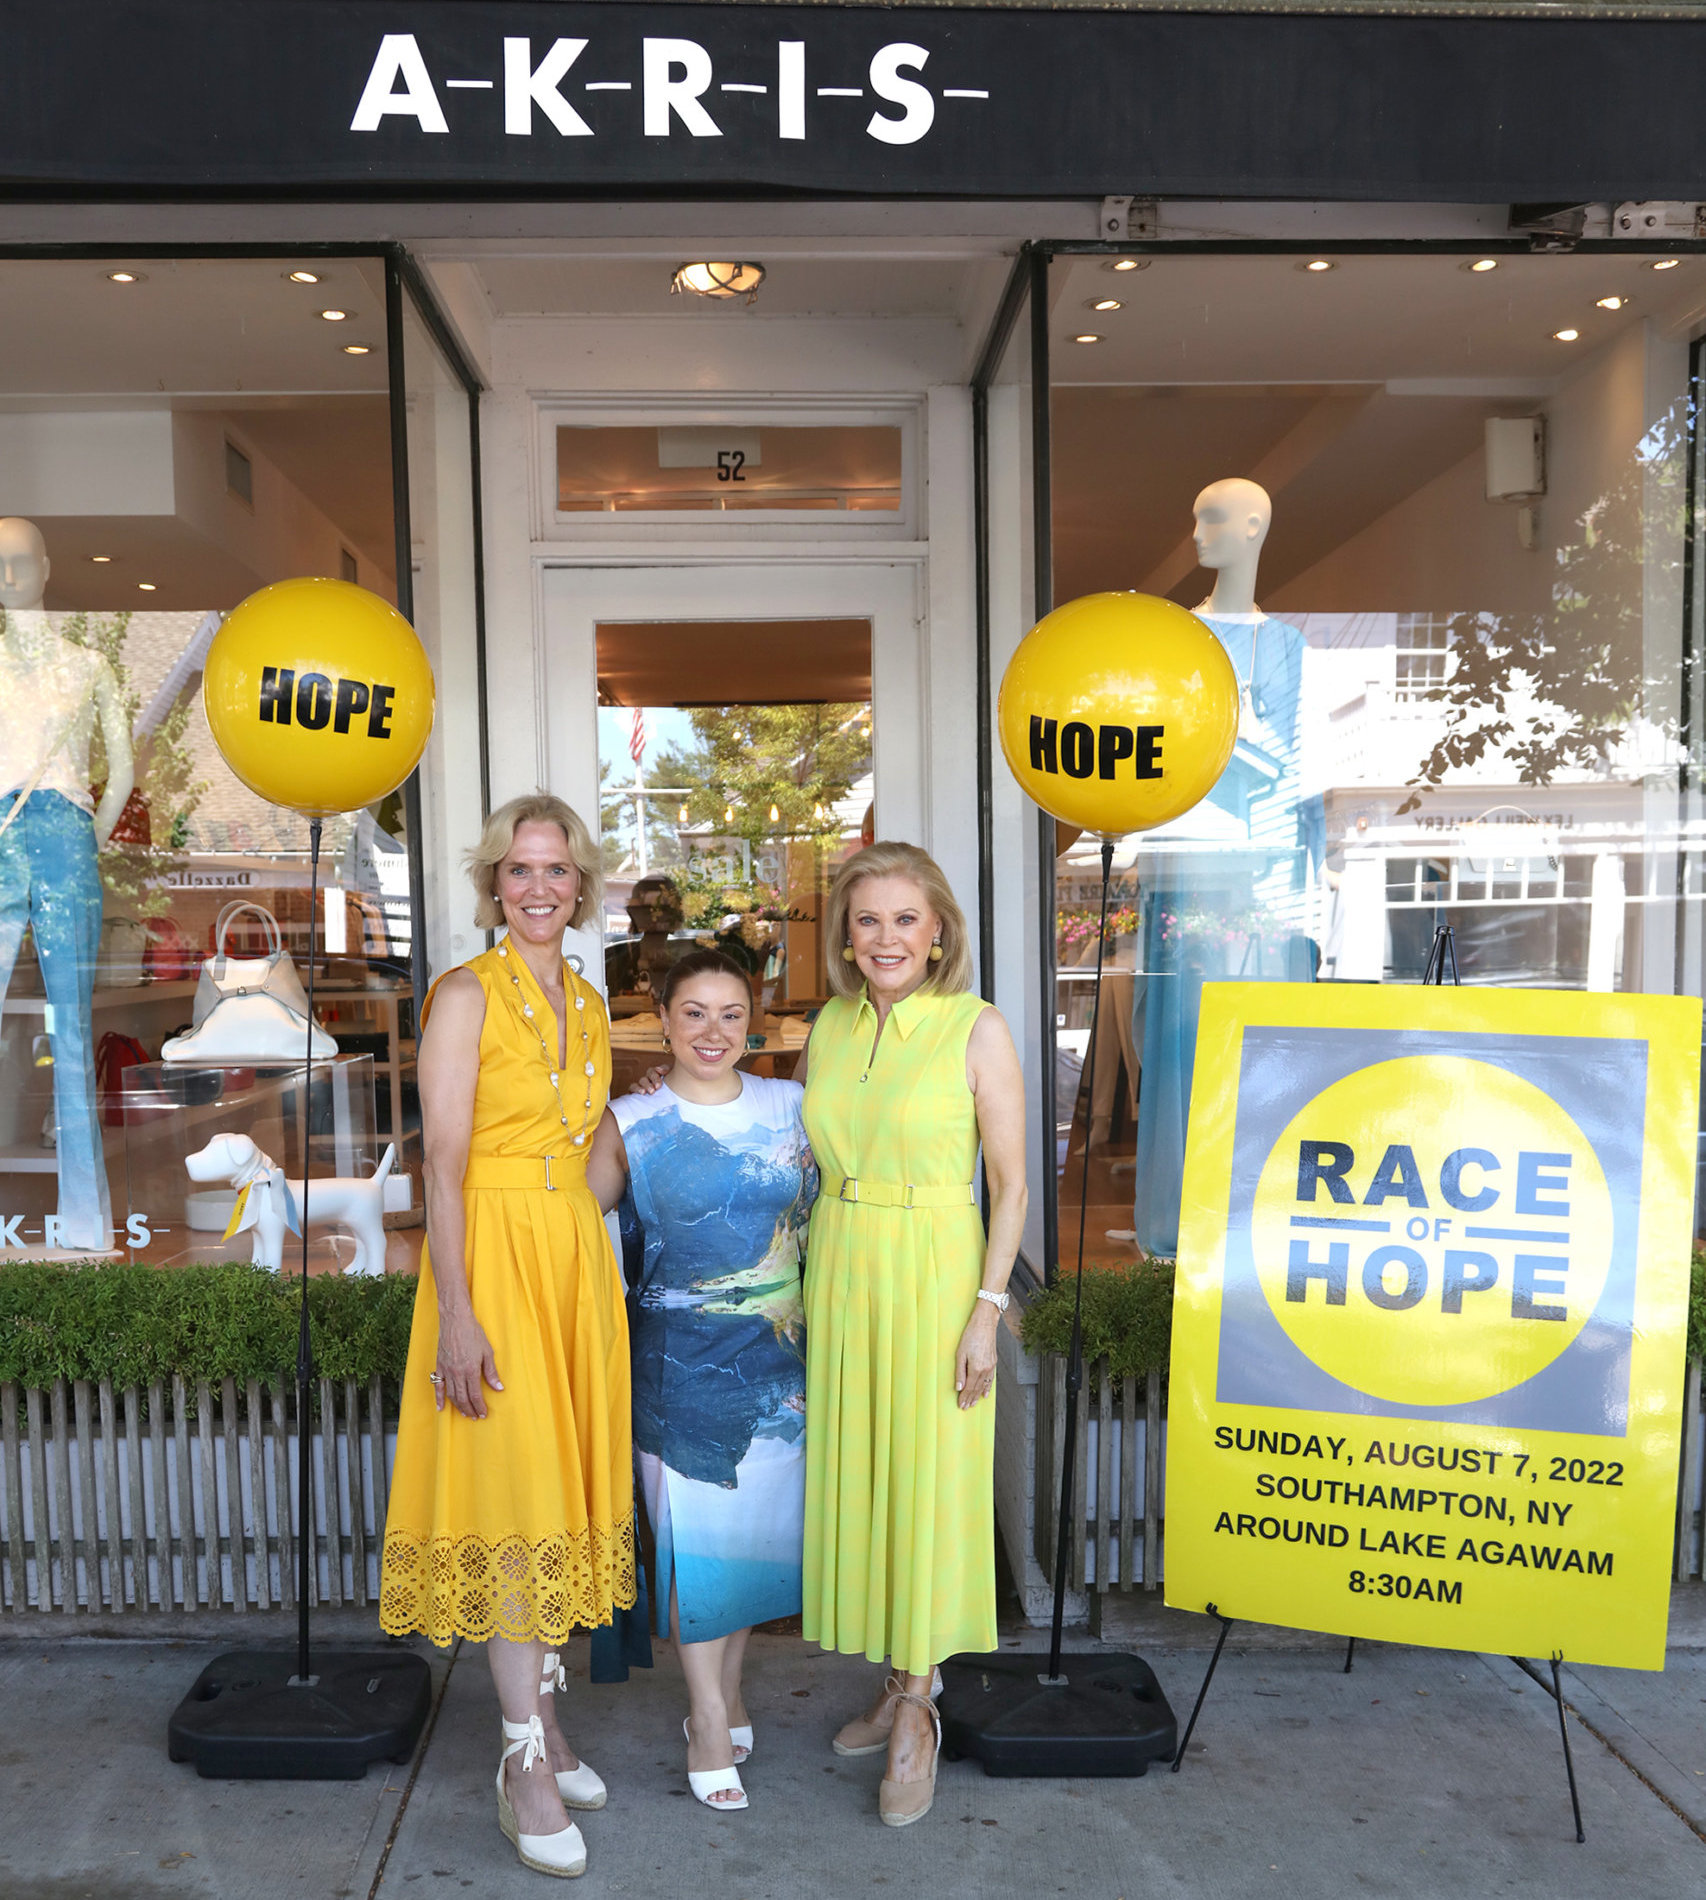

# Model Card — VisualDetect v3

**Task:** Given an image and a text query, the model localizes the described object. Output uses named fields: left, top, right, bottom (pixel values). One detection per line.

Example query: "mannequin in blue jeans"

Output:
left=0, top=518, right=134, bottom=1252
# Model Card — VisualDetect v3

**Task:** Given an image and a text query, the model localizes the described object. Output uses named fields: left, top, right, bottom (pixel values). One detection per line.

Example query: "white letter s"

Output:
left=866, top=43, right=933, bottom=146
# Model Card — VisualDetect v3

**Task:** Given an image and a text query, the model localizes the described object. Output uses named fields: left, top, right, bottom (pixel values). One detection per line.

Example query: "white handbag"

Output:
left=161, top=901, right=337, bottom=1063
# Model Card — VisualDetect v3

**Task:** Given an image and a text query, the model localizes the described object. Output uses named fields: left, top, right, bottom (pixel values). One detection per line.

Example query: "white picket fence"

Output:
left=1036, top=1355, right=1706, bottom=1593
left=0, top=1376, right=394, bottom=1614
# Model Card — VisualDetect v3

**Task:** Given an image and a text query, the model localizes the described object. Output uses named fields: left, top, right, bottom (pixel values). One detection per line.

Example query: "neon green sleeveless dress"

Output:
left=801, top=985, right=996, bottom=1675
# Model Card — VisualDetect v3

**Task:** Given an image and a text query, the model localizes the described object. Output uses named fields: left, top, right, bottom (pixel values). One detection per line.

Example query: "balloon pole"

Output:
left=292, top=816, right=322, bottom=1686
left=1046, top=836, right=1115, bottom=1680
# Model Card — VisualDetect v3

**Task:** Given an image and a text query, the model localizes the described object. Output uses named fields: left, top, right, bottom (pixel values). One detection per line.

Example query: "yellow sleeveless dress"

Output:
left=801, top=985, right=996, bottom=1675
left=380, top=945, right=636, bottom=1646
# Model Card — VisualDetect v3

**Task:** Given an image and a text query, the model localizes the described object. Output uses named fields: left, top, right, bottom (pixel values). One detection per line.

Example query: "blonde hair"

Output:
left=824, top=841, right=973, bottom=1000
left=466, top=793, right=603, bottom=932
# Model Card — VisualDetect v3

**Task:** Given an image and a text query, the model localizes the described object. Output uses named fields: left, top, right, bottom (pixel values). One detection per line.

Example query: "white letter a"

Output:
left=351, top=34, right=450, bottom=134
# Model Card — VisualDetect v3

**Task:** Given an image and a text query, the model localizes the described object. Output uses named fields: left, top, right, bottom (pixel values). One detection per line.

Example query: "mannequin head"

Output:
left=0, top=518, right=50, bottom=612
left=1192, top=479, right=1272, bottom=572
left=1192, top=479, right=1271, bottom=617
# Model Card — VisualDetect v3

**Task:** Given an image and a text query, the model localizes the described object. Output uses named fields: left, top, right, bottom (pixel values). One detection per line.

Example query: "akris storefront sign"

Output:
left=352, top=31, right=984, bottom=149
left=2, top=1, right=1706, bottom=200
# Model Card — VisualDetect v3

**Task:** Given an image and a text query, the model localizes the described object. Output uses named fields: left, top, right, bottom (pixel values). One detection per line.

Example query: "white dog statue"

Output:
left=185, top=1132, right=397, bottom=1278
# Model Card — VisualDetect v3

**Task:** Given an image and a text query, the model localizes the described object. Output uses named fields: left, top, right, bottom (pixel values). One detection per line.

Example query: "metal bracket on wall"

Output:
left=1612, top=200, right=1706, bottom=241
left=1099, top=196, right=1159, bottom=242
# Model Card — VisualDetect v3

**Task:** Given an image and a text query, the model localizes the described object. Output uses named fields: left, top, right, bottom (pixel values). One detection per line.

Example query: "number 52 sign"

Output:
left=1164, top=982, right=1700, bottom=1670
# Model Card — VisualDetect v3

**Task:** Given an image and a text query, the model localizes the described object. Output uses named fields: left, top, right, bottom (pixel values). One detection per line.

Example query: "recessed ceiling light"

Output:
left=105, top=270, right=144, bottom=284
left=341, top=342, right=373, bottom=355
left=1595, top=295, right=1629, bottom=311
left=89, top=555, right=113, bottom=564
left=1467, top=258, right=1500, bottom=273
left=1553, top=328, right=1580, bottom=342
left=1089, top=298, right=1123, bottom=312
left=1107, top=258, right=1147, bottom=273
left=137, top=582, right=157, bottom=592
left=319, top=308, right=349, bottom=322
left=286, top=269, right=321, bottom=285
left=1072, top=333, right=1102, bottom=344
left=1302, top=259, right=1335, bottom=273
left=1650, top=258, right=1681, bottom=271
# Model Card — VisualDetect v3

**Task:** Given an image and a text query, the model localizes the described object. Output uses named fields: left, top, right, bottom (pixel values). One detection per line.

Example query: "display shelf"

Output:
left=1, top=978, right=199, bottom=1016
left=0, top=1144, right=59, bottom=1174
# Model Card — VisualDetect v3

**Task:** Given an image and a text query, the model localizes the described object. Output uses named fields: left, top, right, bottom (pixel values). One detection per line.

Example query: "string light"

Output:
left=679, top=802, right=690, bottom=822
left=769, top=803, right=781, bottom=823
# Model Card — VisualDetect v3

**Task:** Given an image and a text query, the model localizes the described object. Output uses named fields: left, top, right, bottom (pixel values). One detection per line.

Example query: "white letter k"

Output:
left=504, top=38, right=594, bottom=137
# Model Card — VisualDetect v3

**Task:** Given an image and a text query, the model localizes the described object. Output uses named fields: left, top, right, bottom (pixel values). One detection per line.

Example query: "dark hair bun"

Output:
left=658, top=948, right=755, bottom=1010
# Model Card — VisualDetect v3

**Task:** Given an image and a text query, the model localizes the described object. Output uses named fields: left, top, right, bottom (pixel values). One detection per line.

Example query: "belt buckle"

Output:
left=902, top=1183, right=916, bottom=1210
left=544, top=1156, right=555, bottom=1192
left=839, top=1176, right=859, bottom=1203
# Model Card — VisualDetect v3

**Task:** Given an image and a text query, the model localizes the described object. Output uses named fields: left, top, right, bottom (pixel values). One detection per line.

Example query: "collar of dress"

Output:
left=853, top=984, right=932, bottom=1041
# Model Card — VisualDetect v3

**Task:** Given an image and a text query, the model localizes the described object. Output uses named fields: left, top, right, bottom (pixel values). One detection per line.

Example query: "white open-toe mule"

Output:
left=729, top=1723, right=754, bottom=1763
left=497, top=1715, right=588, bottom=1877
left=535, top=1652, right=607, bottom=1810
left=684, top=1716, right=749, bottom=1811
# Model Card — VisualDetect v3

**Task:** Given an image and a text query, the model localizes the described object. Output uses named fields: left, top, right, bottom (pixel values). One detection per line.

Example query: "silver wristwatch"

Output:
left=976, top=1288, right=1010, bottom=1313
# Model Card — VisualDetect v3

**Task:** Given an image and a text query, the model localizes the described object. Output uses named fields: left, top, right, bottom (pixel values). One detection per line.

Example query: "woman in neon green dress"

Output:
left=800, top=840, right=1028, bottom=1828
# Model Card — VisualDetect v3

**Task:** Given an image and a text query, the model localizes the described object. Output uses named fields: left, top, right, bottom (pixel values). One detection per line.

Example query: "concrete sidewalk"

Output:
left=2, top=1598, right=1703, bottom=1900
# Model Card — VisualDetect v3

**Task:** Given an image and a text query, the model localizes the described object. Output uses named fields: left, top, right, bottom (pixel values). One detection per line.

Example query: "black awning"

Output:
left=4, top=0, right=1706, bottom=201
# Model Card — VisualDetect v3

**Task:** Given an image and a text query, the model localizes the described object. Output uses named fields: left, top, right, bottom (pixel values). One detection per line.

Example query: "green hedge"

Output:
left=0, top=1261, right=418, bottom=1396
left=1021, top=1246, right=1706, bottom=1382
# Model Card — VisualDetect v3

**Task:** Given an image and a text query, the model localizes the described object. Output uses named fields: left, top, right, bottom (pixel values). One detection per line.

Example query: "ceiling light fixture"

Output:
left=105, top=270, right=144, bottom=284
left=90, top=555, right=113, bottom=564
left=1089, top=298, right=1123, bottom=312
left=1072, top=333, right=1102, bottom=344
left=319, top=308, right=349, bottom=321
left=1303, top=259, right=1335, bottom=273
left=1650, top=258, right=1681, bottom=271
left=671, top=262, right=765, bottom=303
left=1595, top=295, right=1629, bottom=310
left=1553, top=328, right=1580, bottom=342
left=1467, top=258, right=1500, bottom=273
left=137, top=582, right=157, bottom=592
left=341, top=342, right=373, bottom=355
left=1107, top=258, right=1148, bottom=273
left=286, top=269, right=321, bottom=285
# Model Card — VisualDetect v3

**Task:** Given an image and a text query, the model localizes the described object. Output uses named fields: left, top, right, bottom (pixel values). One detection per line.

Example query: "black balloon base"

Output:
left=936, top=1649, right=1177, bottom=1778
left=167, top=1649, right=432, bottom=1781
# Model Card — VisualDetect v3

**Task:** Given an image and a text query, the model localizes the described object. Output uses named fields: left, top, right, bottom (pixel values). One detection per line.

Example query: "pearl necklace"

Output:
left=496, top=941, right=596, bottom=1147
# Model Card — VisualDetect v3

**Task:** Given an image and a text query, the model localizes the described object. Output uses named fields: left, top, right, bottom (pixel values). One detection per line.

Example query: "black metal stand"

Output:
left=938, top=837, right=1178, bottom=1778
left=168, top=816, right=431, bottom=1779
left=1547, top=1654, right=1588, bottom=1843
left=1169, top=1605, right=1234, bottom=1771
left=1421, top=921, right=1460, bottom=987
left=1343, top=1636, right=1357, bottom=1675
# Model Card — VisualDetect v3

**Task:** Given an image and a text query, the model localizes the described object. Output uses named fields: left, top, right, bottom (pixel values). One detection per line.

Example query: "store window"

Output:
left=0, top=255, right=447, bottom=1263
left=1034, top=247, right=1706, bottom=1272
left=592, top=617, right=873, bottom=1095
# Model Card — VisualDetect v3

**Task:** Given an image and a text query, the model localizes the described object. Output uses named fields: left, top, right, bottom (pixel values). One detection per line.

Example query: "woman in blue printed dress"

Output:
left=589, top=948, right=816, bottom=1815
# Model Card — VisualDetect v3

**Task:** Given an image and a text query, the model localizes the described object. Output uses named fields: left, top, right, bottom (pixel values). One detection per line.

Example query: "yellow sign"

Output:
left=1164, top=982, right=1699, bottom=1670
left=997, top=592, right=1239, bottom=837
left=203, top=577, right=436, bottom=818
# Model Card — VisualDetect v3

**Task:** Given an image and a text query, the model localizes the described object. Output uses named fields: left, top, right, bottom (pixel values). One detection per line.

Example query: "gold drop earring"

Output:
left=842, top=944, right=857, bottom=962
left=928, top=938, right=944, bottom=962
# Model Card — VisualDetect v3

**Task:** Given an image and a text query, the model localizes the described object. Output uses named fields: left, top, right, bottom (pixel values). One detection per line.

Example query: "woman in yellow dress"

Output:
left=381, top=793, right=635, bottom=1880
left=800, top=840, right=1027, bottom=1827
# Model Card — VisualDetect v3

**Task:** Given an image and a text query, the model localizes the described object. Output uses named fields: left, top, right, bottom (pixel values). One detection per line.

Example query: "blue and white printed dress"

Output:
left=613, top=1074, right=816, bottom=1642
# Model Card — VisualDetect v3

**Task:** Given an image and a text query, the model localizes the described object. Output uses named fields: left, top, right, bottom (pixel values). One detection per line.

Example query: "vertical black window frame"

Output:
left=385, top=254, right=490, bottom=1031
left=1027, top=247, right=1059, bottom=1284
left=971, top=244, right=1056, bottom=1287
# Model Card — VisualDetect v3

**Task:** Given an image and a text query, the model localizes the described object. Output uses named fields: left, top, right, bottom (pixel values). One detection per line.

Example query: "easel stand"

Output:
left=1170, top=921, right=1587, bottom=1843
left=168, top=817, right=431, bottom=1779
left=938, top=838, right=1179, bottom=1777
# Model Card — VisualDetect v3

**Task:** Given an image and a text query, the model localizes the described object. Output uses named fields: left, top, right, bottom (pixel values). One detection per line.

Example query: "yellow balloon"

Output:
left=998, top=592, right=1240, bottom=836
left=202, top=578, right=436, bottom=818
